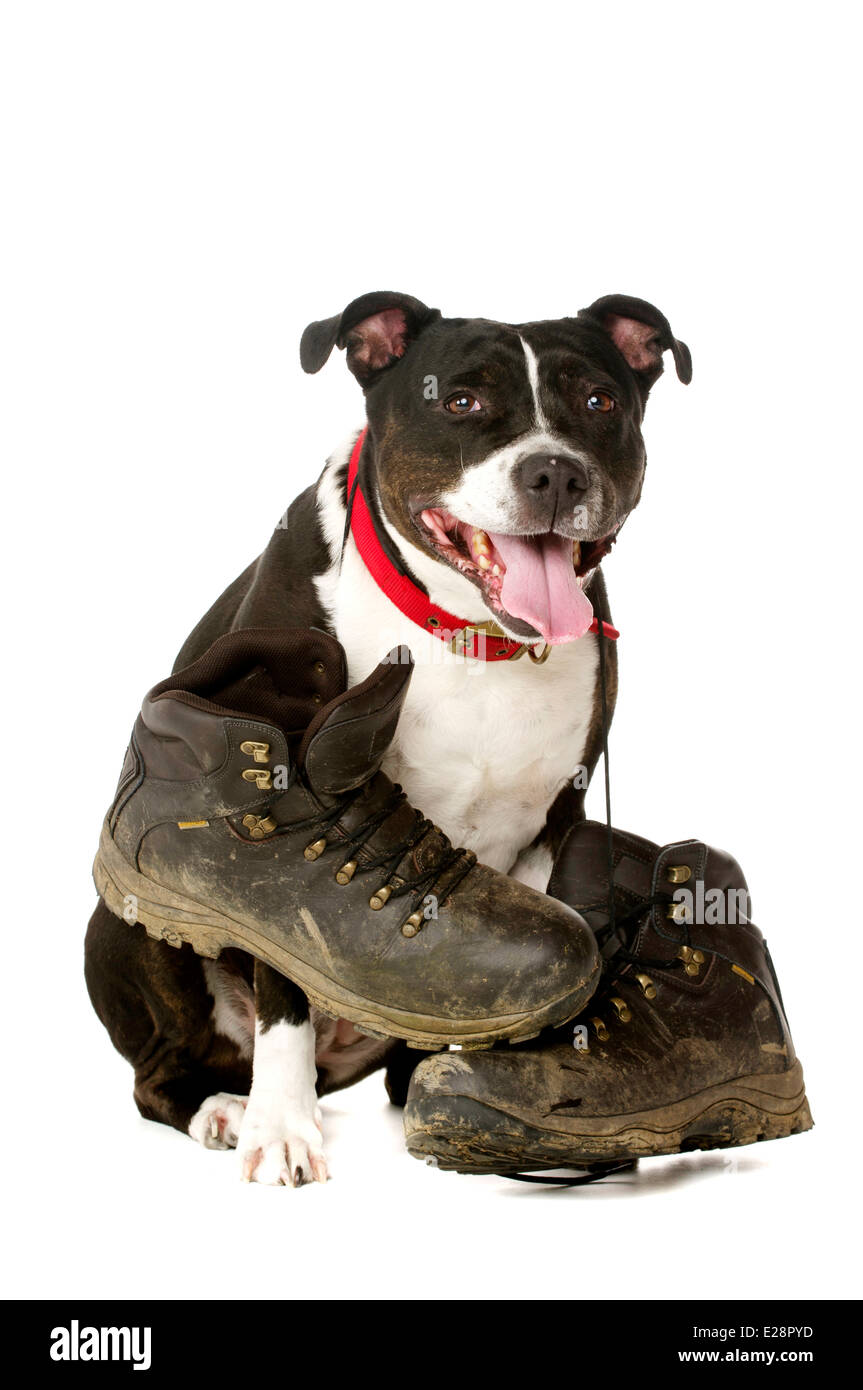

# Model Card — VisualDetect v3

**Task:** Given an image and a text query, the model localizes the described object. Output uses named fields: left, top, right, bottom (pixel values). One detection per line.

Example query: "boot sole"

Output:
left=404, top=1059, right=813, bottom=1171
left=93, top=820, right=598, bottom=1050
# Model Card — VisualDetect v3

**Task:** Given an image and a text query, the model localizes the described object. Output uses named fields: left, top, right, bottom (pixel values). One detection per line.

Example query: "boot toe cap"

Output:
left=455, top=871, right=600, bottom=1023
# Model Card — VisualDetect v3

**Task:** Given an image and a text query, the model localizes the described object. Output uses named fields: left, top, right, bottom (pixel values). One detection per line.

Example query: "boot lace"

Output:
left=289, top=780, right=476, bottom=929
left=504, top=621, right=685, bottom=1191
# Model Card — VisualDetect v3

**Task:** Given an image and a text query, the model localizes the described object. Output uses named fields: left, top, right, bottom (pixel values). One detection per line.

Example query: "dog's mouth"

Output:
left=415, top=508, right=618, bottom=644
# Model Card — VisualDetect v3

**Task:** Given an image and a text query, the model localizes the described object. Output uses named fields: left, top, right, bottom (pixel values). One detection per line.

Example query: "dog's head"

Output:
left=301, top=292, right=691, bottom=645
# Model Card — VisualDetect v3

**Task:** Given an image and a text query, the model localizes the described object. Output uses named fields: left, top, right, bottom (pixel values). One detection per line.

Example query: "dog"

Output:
left=85, top=291, right=691, bottom=1185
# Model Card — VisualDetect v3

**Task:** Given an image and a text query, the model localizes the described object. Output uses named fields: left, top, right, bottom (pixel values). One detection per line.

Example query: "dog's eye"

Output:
left=444, top=392, right=481, bottom=415
left=586, top=391, right=615, bottom=413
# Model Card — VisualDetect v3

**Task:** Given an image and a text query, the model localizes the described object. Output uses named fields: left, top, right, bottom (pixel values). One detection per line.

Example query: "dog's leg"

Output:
left=85, top=900, right=253, bottom=1139
left=509, top=841, right=555, bottom=893
left=509, top=719, right=608, bottom=894
left=383, top=1041, right=435, bottom=1108
left=236, top=962, right=328, bottom=1187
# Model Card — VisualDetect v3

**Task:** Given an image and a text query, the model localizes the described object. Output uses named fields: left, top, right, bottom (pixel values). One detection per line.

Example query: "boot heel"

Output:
left=93, top=820, right=233, bottom=961
left=676, top=1060, right=814, bottom=1153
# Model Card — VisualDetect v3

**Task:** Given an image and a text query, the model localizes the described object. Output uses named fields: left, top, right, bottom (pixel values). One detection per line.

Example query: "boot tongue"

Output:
left=299, top=647, right=414, bottom=796
left=487, top=532, right=594, bottom=644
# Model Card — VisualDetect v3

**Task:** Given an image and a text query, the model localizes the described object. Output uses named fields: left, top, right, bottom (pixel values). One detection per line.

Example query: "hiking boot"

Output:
left=404, top=820, right=812, bottom=1169
left=93, top=629, right=599, bottom=1049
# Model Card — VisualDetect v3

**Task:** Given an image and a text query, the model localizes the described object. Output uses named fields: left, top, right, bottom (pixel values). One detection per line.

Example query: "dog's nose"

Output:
left=517, top=453, right=590, bottom=508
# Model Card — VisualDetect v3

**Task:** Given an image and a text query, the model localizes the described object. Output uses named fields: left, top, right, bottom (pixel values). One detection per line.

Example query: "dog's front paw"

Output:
left=237, top=1101, right=327, bottom=1187
left=189, top=1092, right=248, bottom=1150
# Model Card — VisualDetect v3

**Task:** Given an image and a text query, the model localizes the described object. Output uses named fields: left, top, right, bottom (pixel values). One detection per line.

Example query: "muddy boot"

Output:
left=404, top=820, right=812, bottom=1170
left=93, top=629, right=599, bottom=1049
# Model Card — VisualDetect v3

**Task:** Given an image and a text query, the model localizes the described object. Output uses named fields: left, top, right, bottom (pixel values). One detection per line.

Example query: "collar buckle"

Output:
left=448, top=622, right=551, bottom=664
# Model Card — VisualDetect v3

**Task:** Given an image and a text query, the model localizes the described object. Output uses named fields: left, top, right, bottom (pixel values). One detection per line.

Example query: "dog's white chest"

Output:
left=384, top=646, right=597, bottom=870
left=324, top=537, right=599, bottom=872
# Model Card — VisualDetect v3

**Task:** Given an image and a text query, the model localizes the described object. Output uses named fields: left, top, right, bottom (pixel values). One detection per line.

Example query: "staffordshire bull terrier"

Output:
left=85, top=291, right=690, bottom=1184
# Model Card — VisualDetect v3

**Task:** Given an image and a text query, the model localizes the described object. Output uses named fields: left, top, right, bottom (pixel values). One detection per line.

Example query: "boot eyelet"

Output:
left=591, top=1017, right=609, bottom=1041
left=667, top=902, right=689, bottom=923
left=401, top=911, right=424, bottom=938
left=335, top=860, right=357, bottom=884
left=303, top=838, right=327, bottom=861
left=678, top=947, right=703, bottom=976
left=635, top=973, right=657, bottom=999
left=369, top=884, right=393, bottom=910
left=242, top=813, right=277, bottom=840
left=313, top=661, right=326, bottom=675
left=240, top=740, right=270, bottom=764
left=609, top=996, right=631, bottom=1023
left=667, top=864, right=691, bottom=884
left=242, top=768, right=272, bottom=789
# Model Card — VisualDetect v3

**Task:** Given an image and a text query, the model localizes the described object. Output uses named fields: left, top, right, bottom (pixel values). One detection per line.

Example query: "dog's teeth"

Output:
left=572, top=540, right=581, bottom=566
left=478, top=555, right=490, bottom=571
left=471, top=529, right=490, bottom=556
left=492, top=564, right=500, bottom=577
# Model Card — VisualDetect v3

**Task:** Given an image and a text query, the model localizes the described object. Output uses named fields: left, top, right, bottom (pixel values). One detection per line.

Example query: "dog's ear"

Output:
left=579, top=294, right=692, bottom=388
left=300, top=292, right=439, bottom=384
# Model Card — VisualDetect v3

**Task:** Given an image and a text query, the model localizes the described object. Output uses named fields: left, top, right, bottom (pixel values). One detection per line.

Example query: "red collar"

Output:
left=345, top=429, right=618, bottom=662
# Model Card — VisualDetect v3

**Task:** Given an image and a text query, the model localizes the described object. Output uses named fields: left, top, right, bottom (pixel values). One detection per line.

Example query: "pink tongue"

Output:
left=488, top=532, right=594, bottom=644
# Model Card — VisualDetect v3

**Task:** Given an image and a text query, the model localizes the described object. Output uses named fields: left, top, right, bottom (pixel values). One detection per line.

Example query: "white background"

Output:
left=2, top=1, right=860, bottom=1302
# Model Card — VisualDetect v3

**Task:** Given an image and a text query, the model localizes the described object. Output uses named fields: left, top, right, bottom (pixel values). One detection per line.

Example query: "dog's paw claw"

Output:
left=309, top=1151, right=328, bottom=1184
left=189, top=1093, right=248, bottom=1150
left=236, top=1109, right=327, bottom=1188
left=241, top=1148, right=262, bottom=1183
